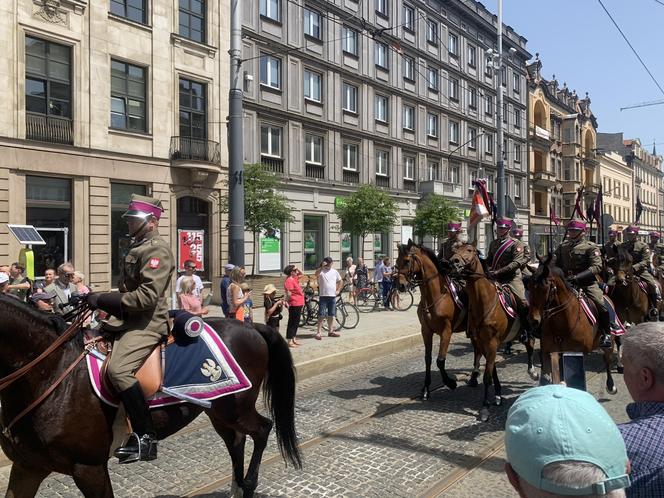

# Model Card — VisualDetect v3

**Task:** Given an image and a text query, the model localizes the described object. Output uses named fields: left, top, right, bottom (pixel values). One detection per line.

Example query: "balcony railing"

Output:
left=305, top=163, right=325, bottom=179
left=26, top=113, right=73, bottom=145
left=343, top=169, right=359, bottom=184
left=169, top=136, right=221, bottom=163
left=403, top=179, right=417, bottom=192
left=530, top=125, right=550, bottom=141
left=260, top=155, right=284, bottom=174
left=376, top=175, right=390, bottom=188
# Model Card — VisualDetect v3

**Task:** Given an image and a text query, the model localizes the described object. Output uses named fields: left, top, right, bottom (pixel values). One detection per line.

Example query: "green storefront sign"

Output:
left=261, top=237, right=280, bottom=253
left=334, top=197, right=347, bottom=209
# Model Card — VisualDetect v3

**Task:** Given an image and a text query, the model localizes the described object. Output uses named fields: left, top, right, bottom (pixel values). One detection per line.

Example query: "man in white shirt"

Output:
left=175, top=259, right=204, bottom=305
left=315, top=257, right=342, bottom=340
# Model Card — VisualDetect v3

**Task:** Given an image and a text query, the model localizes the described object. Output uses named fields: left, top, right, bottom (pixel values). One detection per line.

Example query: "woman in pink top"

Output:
left=283, top=265, right=304, bottom=348
left=178, top=276, right=209, bottom=317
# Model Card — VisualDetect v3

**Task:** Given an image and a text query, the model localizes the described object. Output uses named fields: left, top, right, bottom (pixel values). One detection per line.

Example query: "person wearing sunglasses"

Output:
left=175, top=259, right=204, bottom=308
left=45, top=262, right=78, bottom=316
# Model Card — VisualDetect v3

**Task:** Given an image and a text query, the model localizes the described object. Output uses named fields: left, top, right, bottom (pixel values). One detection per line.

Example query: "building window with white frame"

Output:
left=375, top=42, right=389, bottom=69
left=403, top=55, right=415, bottom=81
left=486, top=133, right=494, bottom=154
left=468, top=127, right=477, bottom=149
left=426, top=19, right=437, bottom=44
left=469, top=86, right=477, bottom=109
left=304, top=8, right=321, bottom=39
left=515, top=178, right=522, bottom=199
left=468, top=44, right=477, bottom=67
left=261, top=124, right=282, bottom=157
left=259, top=0, right=280, bottom=22
left=427, top=67, right=438, bottom=91
left=448, top=32, right=459, bottom=57
left=376, top=149, right=390, bottom=176
left=342, top=26, right=358, bottom=56
left=428, top=160, right=440, bottom=181
left=448, top=120, right=459, bottom=144
left=404, top=155, right=415, bottom=180
left=304, top=69, right=322, bottom=102
left=514, top=143, right=522, bottom=163
left=305, top=134, right=323, bottom=164
left=427, top=112, right=438, bottom=138
left=469, top=168, right=478, bottom=190
left=403, top=4, right=415, bottom=32
left=501, top=65, right=507, bottom=87
left=512, top=72, right=520, bottom=93
left=403, top=104, right=414, bottom=131
left=342, top=82, right=357, bottom=113
left=343, top=142, right=358, bottom=171
left=448, top=163, right=460, bottom=184
left=449, top=77, right=459, bottom=101
left=259, top=55, right=281, bottom=89
left=375, top=94, right=388, bottom=122
left=485, top=94, right=493, bottom=116
left=514, top=108, right=521, bottom=129
left=375, top=0, right=388, bottom=17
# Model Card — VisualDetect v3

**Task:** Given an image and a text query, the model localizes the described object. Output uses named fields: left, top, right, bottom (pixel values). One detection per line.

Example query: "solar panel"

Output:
left=7, top=224, right=46, bottom=245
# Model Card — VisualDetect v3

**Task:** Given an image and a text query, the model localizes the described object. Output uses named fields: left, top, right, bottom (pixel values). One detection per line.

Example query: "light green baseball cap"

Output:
left=505, top=385, right=630, bottom=496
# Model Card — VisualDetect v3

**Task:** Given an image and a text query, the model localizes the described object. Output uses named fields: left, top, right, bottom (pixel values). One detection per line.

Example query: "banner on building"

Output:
left=401, top=225, right=413, bottom=243
left=341, top=232, right=352, bottom=252
left=178, top=229, right=205, bottom=271
left=304, top=231, right=316, bottom=254
left=259, top=229, right=281, bottom=272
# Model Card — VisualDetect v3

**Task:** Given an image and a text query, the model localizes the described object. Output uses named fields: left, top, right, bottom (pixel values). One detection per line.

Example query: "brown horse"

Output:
left=608, top=245, right=649, bottom=326
left=528, top=256, right=617, bottom=394
left=449, top=244, right=538, bottom=422
left=0, top=295, right=301, bottom=498
left=395, top=240, right=466, bottom=400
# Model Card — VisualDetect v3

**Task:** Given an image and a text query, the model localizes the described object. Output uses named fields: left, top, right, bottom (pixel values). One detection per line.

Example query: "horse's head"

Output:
left=449, top=243, right=482, bottom=278
left=613, top=245, right=634, bottom=285
left=395, top=239, right=423, bottom=290
left=528, top=253, right=556, bottom=328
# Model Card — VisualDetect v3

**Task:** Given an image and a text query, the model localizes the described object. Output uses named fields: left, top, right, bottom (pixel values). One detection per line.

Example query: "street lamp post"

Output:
left=495, top=0, right=505, bottom=218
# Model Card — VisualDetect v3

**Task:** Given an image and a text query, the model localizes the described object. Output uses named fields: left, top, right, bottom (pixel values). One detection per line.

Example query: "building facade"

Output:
left=526, top=55, right=598, bottom=254
left=241, top=0, right=530, bottom=272
left=0, top=0, right=229, bottom=292
left=598, top=151, right=632, bottom=239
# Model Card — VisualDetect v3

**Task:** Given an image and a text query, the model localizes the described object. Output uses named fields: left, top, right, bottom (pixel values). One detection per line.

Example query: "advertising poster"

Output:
left=304, top=230, right=316, bottom=254
left=374, top=233, right=382, bottom=253
left=401, top=225, right=413, bottom=243
left=259, top=228, right=281, bottom=272
left=178, top=229, right=205, bottom=271
left=341, top=232, right=352, bottom=252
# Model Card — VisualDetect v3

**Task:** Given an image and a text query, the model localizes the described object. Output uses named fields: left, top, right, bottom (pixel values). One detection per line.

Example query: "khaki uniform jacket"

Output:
left=624, top=239, right=652, bottom=274
left=439, top=237, right=464, bottom=261
left=487, top=235, right=527, bottom=307
left=105, top=230, right=175, bottom=334
left=554, top=235, right=606, bottom=311
left=603, top=240, right=621, bottom=261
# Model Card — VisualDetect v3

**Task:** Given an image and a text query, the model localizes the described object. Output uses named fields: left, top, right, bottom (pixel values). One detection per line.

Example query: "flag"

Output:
left=390, top=40, right=403, bottom=53
left=586, top=203, right=594, bottom=223
left=593, top=186, right=603, bottom=224
left=549, top=203, right=560, bottom=226
left=469, top=179, right=491, bottom=228
left=572, top=187, right=586, bottom=221
left=635, top=196, right=643, bottom=224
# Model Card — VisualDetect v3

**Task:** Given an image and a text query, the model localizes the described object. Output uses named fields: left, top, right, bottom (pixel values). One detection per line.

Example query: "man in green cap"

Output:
left=87, top=194, right=174, bottom=463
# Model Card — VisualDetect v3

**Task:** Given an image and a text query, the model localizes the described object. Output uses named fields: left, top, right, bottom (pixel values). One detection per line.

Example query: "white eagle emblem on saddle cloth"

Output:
left=85, top=322, right=252, bottom=408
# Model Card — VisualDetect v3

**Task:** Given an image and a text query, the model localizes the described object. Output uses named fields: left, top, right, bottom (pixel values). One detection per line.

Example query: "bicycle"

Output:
left=299, top=280, right=319, bottom=327
left=335, top=284, right=360, bottom=329
left=355, top=282, right=383, bottom=313
left=387, top=279, right=415, bottom=312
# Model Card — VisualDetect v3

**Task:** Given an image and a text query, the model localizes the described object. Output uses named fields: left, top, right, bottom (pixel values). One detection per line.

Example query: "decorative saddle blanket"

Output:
left=86, top=322, right=252, bottom=408
left=444, top=275, right=466, bottom=310
left=496, top=284, right=517, bottom=319
left=578, top=294, right=626, bottom=336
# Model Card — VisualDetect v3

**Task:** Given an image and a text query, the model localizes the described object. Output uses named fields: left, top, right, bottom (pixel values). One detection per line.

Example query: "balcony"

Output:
left=260, top=155, right=284, bottom=174
left=532, top=170, right=557, bottom=188
left=343, top=169, right=359, bottom=184
left=419, top=180, right=463, bottom=199
left=403, top=179, right=417, bottom=192
left=584, top=183, right=601, bottom=196
left=562, top=179, right=582, bottom=193
left=375, top=175, right=390, bottom=188
left=305, top=163, right=325, bottom=179
left=26, top=113, right=73, bottom=145
left=530, top=125, right=551, bottom=147
left=169, top=136, right=221, bottom=171
left=583, top=152, right=600, bottom=169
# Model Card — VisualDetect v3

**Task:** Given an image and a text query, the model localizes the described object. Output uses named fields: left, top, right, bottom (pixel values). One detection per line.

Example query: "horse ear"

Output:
left=407, top=238, right=414, bottom=246
left=471, top=239, right=478, bottom=248
left=536, top=252, right=543, bottom=263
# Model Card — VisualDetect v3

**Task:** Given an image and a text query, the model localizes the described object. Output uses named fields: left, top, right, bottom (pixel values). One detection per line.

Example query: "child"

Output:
left=263, top=284, right=285, bottom=332
left=178, top=276, right=209, bottom=316
left=240, top=282, right=254, bottom=323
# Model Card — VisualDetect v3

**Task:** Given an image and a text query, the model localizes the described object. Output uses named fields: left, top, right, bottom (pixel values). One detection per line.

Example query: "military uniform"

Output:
left=487, top=235, right=527, bottom=309
left=603, top=240, right=621, bottom=261
left=653, top=243, right=664, bottom=276
left=623, top=238, right=660, bottom=307
left=439, top=236, right=464, bottom=262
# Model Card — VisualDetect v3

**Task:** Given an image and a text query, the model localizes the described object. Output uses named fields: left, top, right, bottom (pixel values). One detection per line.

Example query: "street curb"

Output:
left=294, top=333, right=422, bottom=381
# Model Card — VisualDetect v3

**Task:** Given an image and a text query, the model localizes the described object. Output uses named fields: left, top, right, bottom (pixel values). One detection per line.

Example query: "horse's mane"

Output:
left=0, top=294, right=81, bottom=344
left=617, top=243, right=633, bottom=265
left=415, top=243, right=449, bottom=275
left=534, top=264, right=574, bottom=291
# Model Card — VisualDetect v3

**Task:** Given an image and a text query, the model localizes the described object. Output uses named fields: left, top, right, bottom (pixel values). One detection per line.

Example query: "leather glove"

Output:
left=85, top=292, right=100, bottom=309
left=487, top=270, right=497, bottom=279
left=87, top=292, right=124, bottom=319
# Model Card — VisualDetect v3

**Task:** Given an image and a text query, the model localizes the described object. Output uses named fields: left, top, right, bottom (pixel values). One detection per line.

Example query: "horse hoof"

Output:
left=494, top=396, right=503, bottom=406
left=607, top=385, right=618, bottom=395
left=528, top=368, right=540, bottom=381
left=467, top=377, right=479, bottom=388
left=616, top=365, right=624, bottom=374
left=421, top=389, right=430, bottom=401
left=480, top=407, right=490, bottom=422
left=444, top=378, right=458, bottom=390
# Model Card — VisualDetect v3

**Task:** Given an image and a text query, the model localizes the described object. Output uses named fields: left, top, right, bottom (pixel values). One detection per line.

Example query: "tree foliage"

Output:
left=335, top=185, right=398, bottom=247
left=413, top=194, right=460, bottom=240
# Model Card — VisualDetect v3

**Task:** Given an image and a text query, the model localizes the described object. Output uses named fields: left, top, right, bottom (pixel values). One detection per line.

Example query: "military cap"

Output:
left=567, top=219, right=587, bottom=231
left=511, top=228, right=524, bottom=238
left=625, top=225, right=640, bottom=235
left=447, top=222, right=462, bottom=232
left=496, top=217, right=513, bottom=229
left=649, top=231, right=661, bottom=239
left=608, top=229, right=618, bottom=237
left=122, top=194, right=164, bottom=220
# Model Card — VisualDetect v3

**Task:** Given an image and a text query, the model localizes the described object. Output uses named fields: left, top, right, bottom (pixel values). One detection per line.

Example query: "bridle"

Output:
left=397, top=250, right=439, bottom=286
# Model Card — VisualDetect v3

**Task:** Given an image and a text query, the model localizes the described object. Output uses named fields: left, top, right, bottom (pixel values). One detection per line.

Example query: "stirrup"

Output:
left=114, top=433, right=158, bottom=464
left=599, top=334, right=612, bottom=349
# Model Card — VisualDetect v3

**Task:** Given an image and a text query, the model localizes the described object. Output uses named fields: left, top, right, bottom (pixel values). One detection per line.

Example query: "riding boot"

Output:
left=597, top=309, right=612, bottom=349
left=114, top=382, right=158, bottom=464
left=648, top=293, right=660, bottom=321
left=517, top=306, right=532, bottom=344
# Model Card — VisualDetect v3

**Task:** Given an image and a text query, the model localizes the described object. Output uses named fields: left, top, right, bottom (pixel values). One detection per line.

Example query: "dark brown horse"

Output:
left=0, top=295, right=301, bottom=498
left=395, top=241, right=467, bottom=400
left=607, top=245, right=650, bottom=326
left=449, top=244, right=538, bottom=422
left=528, top=257, right=617, bottom=394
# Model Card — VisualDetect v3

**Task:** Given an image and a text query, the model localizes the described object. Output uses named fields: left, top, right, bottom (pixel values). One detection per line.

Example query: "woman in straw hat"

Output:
left=263, top=283, right=285, bottom=335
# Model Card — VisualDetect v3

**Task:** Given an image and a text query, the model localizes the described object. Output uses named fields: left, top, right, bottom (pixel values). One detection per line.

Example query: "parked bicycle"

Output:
left=300, top=283, right=360, bottom=330
left=355, top=279, right=414, bottom=312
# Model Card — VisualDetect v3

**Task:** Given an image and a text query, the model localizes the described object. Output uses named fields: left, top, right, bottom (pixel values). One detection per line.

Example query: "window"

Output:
left=304, top=8, right=321, bottom=39
left=448, top=32, right=458, bottom=57
left=427, top=112, right=438, bottom=138
left=25, top=36, right=71, bottom=119
left=514, top=108, right=521, bottom=129
left=376, top=0, right=388, bottom=17
left=342, top=26, right=358, bottom=56
left=426, top=19, right=437, bottom=44
left=512, top=72, right=520, bottom=93
left=110, top=60, right=146, bottom=132
left=403, top=4, right=415, bottom=32
left=486, top=133, right=494, bottom=154
left=261, top=125, right=282, bottom=157
left=404, top=156, right=415, bottom=180
left=428, top=160, right=440, bottom=181
left=514, top=143, right=522, bottom=163
left=468, top=44, right=477, bottom=67
left=343, top=143, right=358, bottom=171
left=515, top=178, right=522, bottom=199
left=179, top=0, right=206, bottom=43
left=448, top=164, right=460, bottom=184
left=501, top=65, right=507, bottom=87
left=304, top=69, right=322, bottom=102
left=448, top=77, right=459, bottom=101
left=259, top=55, right=281, bottom=89
left=111, top=183, right=147, bottom=286
left=375, top=94, right=388, bottom=122
left=403, top=55, right=415, bottom=81
left=179, top=78, right=206, bottom=139
left=375, top=42, right=389, bottom=69
left=376, top=149, right=389, bottom=176
left=110, top=0, right=146, bottom=24
left=448, top=120, right=459, bottom=144
left=342, top=82, right=357, bottom=113
left=502, top=102, right=508, bottom=123
left=468, top=127, right=477, bottom=149
left=305, top=134, right=323, bottom=164
left=502, top=138, right=508, bottom=160
left=469, top=86, right=477, bottom=109
left=469, top=168, right=478, bottom=190
left=259, top=0, right=280, bottom=22
left=427, top=67, right=438, bottom=91
left=403, top=104, right=414, bottom=130
left=485, top=94, right=493, bottom=116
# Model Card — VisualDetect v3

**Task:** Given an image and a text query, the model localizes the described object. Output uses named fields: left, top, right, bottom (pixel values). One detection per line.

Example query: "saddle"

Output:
left=494, top=283, right=517, bottom=319
left=575, top=291, right=625, bottom=336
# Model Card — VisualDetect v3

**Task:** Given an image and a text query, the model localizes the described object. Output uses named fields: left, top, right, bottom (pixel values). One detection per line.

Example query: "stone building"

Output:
left=241, top=0, right=530, bottom=272
left=597, top=151, right=632, bottom=239
left=0, top=0, right=229, bottom=292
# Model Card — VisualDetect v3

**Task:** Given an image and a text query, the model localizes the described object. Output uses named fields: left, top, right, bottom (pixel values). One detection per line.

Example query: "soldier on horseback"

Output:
left=486, top=218, right=530, bottom=342
left=511, top=227, right=532, bottom=277
left=602, top=229, right=621, bottom=288
left=554, top=219, right=612, bottom=348
left=624, top=225, right=661, bottom=318
left=438, top=222, right=464, bottom=262
left=648, top=231, right=664, bottom=277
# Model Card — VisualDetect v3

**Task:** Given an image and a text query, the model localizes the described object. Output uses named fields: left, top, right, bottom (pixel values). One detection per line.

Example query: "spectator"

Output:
left=315, top=257, right=342, bottom=340
left=7, top=262, right=30, bottom=302
left=381, top=257, right=393, bottom=310
left=618, top=322, right=664, bottom=497
left=0, top=272, right=9, bottom=293
left=220, top=263, right=234, bottom=318
left=283, top=265, right=303, bottom=348
left=354, top=257, right=369, bottom=292
left=34, top=268, right=56, bottom=292
left=0, top=264, right=9, bottom=276
left=505, top=384, right=630, bottom=498
left=29, top=290, right=56, bottom=313
left=178, top=276, right=209, bottom=317
left=227, top=267, right=250, bottom=321
left=344, top=257, right=356, bottom=303
left=263, top=284, right=284, bottom=333
left=45, top=262, right=77, bottom=315
left=176, top=259, right=204, bottom=303
left=71, top=271, right=90, bottom=294
left=240, top=282, right=254, bottom=324
left=373, top=256, right=384, bottom=285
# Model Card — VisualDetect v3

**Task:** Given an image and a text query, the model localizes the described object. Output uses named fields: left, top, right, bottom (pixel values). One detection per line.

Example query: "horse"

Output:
left=607, top=244, right=649, bottom=326
left=449, top=243, right=538, bottom=422
left=0, top=295, right=301, bottom=498
left=527, top=256, right=617, bottom=394
left=394, top=240, right=467, bottom=400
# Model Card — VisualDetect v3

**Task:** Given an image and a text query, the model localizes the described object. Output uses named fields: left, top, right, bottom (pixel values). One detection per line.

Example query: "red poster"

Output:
left=178, top=229, right=205, bottom=271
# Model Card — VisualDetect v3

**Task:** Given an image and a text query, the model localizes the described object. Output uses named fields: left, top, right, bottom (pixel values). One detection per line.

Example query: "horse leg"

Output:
left=468, top=341, right=481, bottom=388
left=71, top=464, right=114, bottom=498
left=208, top=419, right=246, bottom=496
left=237, top=409, right=274, bottom=498
left=480, top=346, right=497, bottom=422
left=421, top=326, right=433, bottom=400
left=492, top=364, right=502, bottom=406
left=5, top=463, right=49, bottom=498
left=615, top=336, right=624, bottom=374
left=603, top=346, right=618, bottom=395
left=539, top=345, right=552, bottom=386
left=436, top=322, right=457, bottom=390
left=525, top=338, right=540, bottom=381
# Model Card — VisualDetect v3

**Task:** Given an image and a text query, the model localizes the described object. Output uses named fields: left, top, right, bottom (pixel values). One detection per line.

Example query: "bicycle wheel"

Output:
left=391, top=289, right=414, bottom=311
left=299, top=303, right=309, bottom=327
left=340, top=302, right=360, bottom=329
left=356, top=288, right=375, bottom=313
left=334, top=303, right=346, bottom=330
left=306, top=299, right=319, bottom=325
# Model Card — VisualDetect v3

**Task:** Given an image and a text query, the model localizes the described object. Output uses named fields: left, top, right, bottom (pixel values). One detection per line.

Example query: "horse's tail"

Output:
left=253, top=323, right=302, bottom=469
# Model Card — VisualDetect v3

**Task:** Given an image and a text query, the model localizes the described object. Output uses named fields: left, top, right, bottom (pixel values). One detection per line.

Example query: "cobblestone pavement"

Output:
left=0, top=336, right=632, bottom=497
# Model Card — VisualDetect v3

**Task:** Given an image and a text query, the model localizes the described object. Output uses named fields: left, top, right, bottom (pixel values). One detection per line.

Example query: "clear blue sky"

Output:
left=483, top=0, right=664, bottom=151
